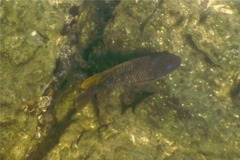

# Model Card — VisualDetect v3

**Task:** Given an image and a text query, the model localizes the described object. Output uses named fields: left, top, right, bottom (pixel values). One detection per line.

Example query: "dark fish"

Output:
left=75, top=51, right=181, bottom=107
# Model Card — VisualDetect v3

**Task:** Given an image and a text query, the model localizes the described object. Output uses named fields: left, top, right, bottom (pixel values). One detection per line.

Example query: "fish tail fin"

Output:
left=74, top=89, right=95, bottom=109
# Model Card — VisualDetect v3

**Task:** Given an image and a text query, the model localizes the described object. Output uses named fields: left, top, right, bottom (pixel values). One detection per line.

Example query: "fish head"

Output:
left=151, top=53, right=181, bottom=77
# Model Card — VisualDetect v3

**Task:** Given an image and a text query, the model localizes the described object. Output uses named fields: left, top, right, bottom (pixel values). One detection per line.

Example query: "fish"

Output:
left=74, top=51, right=181, bottom=108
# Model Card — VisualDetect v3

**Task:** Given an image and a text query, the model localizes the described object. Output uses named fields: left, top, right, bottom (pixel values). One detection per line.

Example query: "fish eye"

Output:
left=167, top=64, right=174, bottom=69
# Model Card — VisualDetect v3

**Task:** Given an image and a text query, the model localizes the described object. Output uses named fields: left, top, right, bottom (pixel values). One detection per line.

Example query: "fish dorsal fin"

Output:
left=81, top=57, right=142, bottom=90
left=80, top=61, right=130, bottom=90
left=80, top=72, right=107, bottom=90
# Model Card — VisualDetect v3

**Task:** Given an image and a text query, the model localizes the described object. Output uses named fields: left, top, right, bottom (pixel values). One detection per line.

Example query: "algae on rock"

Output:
left=1, top=0, right=240, bottom=160
left=0, top=0, right=66, bottom=159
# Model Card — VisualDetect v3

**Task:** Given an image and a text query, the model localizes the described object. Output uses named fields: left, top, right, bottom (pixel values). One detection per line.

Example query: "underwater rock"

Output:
left=0, top=0, right=67, bottom=159
left=1, top=0, right=240, bottom=160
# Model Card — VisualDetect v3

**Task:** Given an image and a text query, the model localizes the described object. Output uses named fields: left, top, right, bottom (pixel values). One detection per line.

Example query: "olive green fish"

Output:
left=75, top=51, right=181, bottom=107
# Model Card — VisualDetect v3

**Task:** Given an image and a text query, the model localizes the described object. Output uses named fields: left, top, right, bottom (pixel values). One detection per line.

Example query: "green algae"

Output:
left=1, top=0, right=240, bottom=160
left=0, top=0, right=66, bottom=159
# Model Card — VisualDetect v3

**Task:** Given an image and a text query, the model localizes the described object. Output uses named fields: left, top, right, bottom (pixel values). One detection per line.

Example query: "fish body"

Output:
left=75, top=52, right=181, bottom=107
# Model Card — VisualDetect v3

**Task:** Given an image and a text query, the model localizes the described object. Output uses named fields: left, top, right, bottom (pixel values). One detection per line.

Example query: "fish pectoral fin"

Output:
left=120, top=89, right=155, bottom=114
